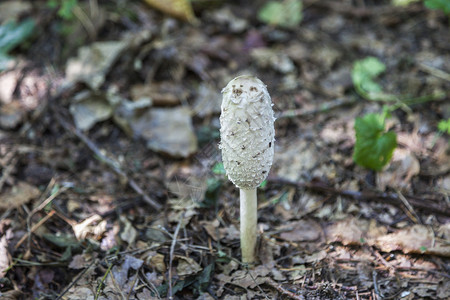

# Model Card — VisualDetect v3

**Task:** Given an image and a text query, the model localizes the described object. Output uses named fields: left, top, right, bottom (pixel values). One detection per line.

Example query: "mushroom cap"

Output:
left=219, top=75, right=275, bottom=189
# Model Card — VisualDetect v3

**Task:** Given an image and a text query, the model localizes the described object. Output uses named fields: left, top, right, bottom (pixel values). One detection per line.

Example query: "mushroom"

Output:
left=219, top=75, right=275, bottom=264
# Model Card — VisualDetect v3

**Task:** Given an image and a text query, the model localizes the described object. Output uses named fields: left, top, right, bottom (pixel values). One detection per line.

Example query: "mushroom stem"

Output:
left=240, top=188, right=257, bottom=263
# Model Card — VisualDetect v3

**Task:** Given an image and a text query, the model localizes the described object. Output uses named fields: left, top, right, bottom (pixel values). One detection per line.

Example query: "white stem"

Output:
left=240, top=188, right=257, bottom=264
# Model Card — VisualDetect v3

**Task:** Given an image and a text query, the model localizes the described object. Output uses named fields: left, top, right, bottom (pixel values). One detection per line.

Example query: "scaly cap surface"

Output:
left=219, top=75, right=275, bottom=189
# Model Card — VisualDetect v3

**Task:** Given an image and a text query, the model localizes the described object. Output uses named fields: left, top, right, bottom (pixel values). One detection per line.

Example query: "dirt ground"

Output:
left=0, top=0, right=449, bottom=299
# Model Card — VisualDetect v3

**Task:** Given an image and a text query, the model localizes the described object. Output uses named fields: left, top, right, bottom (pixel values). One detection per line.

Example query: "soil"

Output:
left=0, top=0, right=449, bottom=299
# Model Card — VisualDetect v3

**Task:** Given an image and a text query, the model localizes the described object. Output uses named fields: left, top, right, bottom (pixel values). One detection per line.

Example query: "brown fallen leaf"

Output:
left=68, top=254, right=89, bottom=270
left=0, top=229, right=12, bottom=278
left=326, top=217, right=387, bottom=245
left=278, top=219, right=323, bottom=242
left=148, top=252, right=166, bottom=273
left=0, top=101, right=26, bottom=129
left=130, top=83, right=184, bottom=107
left=231, top=265, right=270, bottom=289
left=201, top=219, right=220, bottom=241
left=175, top=255, right=202, bottom=276
left=66, top=40, right=127, bottom=90
left=374, top=225, right=450, bottom=257
left=377, top=148, right=420, bottom=191
left=143, top=0, right=197, bottom=23
left=0, top=181, right=40, bottom=209
left=130, top=107, right=198, bottom=158
left=437, top=279, right=450, bottom=299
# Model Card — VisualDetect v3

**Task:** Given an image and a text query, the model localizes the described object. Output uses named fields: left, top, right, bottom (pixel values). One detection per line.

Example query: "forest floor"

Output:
left=0, top=0, right=449, bottom=299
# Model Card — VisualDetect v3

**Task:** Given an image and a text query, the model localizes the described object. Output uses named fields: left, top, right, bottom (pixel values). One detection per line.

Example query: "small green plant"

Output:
left=258, top=0, right=302, bottom=28
left=212, top=162, right=226, bottom=175
left=200, top=177, right=222, bottom=208
left=438, top=118, right=450, bottom=135
left=47, top=0, right=79, bottom=20
left=0, top=19, right=35, bottom=70
left=351, top=57, right=445, bottom=171
left=392, top=0, right=421, bottom=6
left=424, top=0, right=450, bottom=15
left=353, top=112, right=397, bottom=171
left=435, top=118, right=450, bottom=146
left=352, top=56, right=398, bottom=102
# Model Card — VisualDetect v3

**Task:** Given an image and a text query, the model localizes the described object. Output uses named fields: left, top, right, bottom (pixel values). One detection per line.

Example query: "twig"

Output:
left=168, top=215, right=183, bottom=300
left=269, top=177, right=450, bottom=217
left=276, top=97, right=357, bottom=120
left=109, top=265, right=127, bottom=300
left=0, top=155, right=17, bottom=191
left=139, top=269, right=161, bottom=299
left=372, top=270, right=384, bottom=299
left=396, top=266, right=450, bottom=279
left=371, top=248, right=395, bottom=276
left=395, top=189, right=421, bottom=224
left=95, top=260, right=114, bottom=300
left=15, top=210, right=56, bottom=249
left=265, top=278, right=305, bottom=300
left=247, top=269, right=270, bottom=300
left=127, top=266, right=141, bottom=300
left=52, top=110, right=162, bottom=211
left=303, top=0, right=423, bottom=18
left=55, top=260, right=96, bottom=300
left=418, top=62, right=450, bottom=82
left=18, top=180, right=68, bottom=251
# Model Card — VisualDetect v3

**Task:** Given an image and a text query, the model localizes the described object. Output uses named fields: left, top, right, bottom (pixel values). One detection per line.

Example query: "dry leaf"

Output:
left=326, top=217, right=387, bottom=245
left=175, top=256, right=202, bottom=276
left=106, top=255, right=144, bottom=297
left=66, top=41, right=127, bottom=90
left=68, top=254, right=89, bottom=270
left=230, top=265, right=269, bottom=289
left=149, top=253, right=166, bottom=273
left=72, top=214, right=105, bottom=240
left=278, top=219, right=322, bottom=242
left=69, top=92, right=113, bottom=131
left=130, top=107, right=198, bottom=158
left=0, top=229, right=12, bottom=278
left=0, top=181, right=40, bottom=209
left=377, top=148, right=420, bottom=191
left=201, top=219, right=220, bottom=241
left=437, top=279, right=450, bottom=299
left=375, top=225, right=450, bottom=257
left=274, top=140, right=320, bottom=182
left=143, top=0, right=197, bottom=23
left=119, top=216, right=137, bottom=245
left=0, top=101, right=26, bottom=129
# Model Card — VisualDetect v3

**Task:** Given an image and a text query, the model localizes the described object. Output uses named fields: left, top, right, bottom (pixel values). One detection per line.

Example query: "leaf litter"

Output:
left=0, top=0, right=449, bottom=299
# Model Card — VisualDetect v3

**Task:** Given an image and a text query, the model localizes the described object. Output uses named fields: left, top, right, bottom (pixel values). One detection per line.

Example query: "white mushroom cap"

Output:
left=219, top=75, right=275, bottom=189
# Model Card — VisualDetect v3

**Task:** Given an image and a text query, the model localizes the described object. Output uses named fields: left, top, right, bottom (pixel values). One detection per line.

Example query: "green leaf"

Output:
left=200, top=177, right=222, bottom=208
left=46, top=0, right=58, bottom=9
left=424, top=0, right=450, bottom=15
left=353, top=113, right=397, bottom=171
left=392, top=0, right=420, bottom=7
left=43, top=233, right=80, bottom=249
left=212, top=162, right=226, bottom=175
left=58, top=0, right=78, bottom=20
left=259, top=180, right=267, bottom=188
left=352, top=56, right=386, bottom=94
left=194, top=263, right=214, bottom=292
left=258, top=0, right=302, bottom=28
left=0, top=19, right=35, bottom=55
left=438, top=118, right=450, bottom=134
